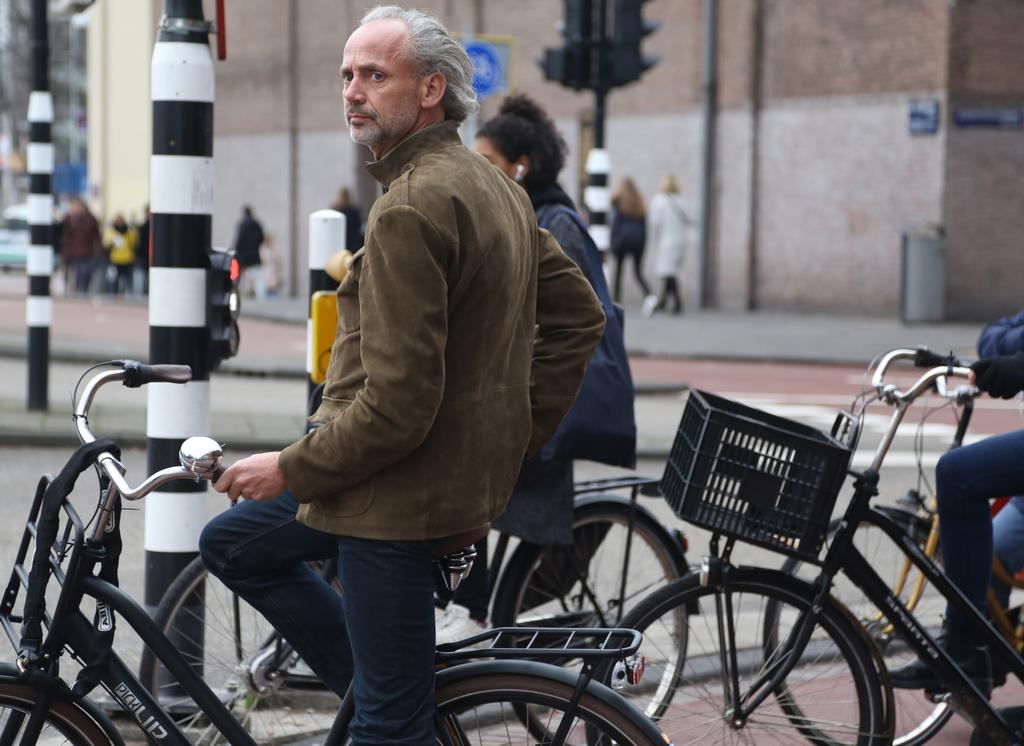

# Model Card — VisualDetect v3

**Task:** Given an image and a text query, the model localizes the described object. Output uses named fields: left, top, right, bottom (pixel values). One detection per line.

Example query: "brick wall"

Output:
left=199, top=0, right=1021, bottom=318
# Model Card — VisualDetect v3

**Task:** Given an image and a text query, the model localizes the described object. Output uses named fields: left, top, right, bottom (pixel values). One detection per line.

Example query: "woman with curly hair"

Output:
left=434, top=93, right=636, bottom=642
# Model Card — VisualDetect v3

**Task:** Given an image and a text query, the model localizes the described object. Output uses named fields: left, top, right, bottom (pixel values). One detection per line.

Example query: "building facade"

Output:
left=87, top=0, right=1023, bottom=320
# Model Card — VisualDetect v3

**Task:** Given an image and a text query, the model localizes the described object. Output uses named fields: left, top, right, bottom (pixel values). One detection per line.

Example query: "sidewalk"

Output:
left=0, top=281, right=984, bottom=371
left=0, top=280, right=985, bottom=451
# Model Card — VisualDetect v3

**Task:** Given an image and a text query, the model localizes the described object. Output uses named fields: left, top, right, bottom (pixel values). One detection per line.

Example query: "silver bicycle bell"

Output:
left=179, top=436, right=224, bottom=480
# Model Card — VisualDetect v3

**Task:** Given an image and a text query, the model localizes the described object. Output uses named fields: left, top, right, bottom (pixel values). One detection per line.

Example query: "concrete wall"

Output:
left=752, top=93, right=946, bottom=313
left=82, top=0, right=1024, bottom=319
left=941, top=0, right=1024, bottom=321
left=85, top=0, right=155, bottom=223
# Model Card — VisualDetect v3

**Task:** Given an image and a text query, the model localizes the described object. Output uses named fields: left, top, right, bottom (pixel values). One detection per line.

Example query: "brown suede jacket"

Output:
left=278, top=121, right=605, bottom=540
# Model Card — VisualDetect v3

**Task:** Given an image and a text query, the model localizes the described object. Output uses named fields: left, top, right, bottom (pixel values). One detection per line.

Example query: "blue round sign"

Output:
left=465, top=40, right=502, bottom=98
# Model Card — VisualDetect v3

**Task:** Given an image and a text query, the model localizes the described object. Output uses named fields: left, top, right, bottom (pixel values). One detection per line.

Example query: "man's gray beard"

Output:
left=348, top=121, right=382, bottom=147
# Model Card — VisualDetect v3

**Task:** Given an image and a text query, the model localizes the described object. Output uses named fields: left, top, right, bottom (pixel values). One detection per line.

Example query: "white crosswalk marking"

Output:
left=715, top=392, right=998, bottom=473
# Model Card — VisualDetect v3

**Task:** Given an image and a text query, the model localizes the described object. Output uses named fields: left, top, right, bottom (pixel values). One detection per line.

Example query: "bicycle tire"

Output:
left=491, top=497, right=686, bottom=629
left=612, top=567, right=890, bottom=746
left=779, top=511, right=952, bottom=746
left=328, top=660, right=667, bottom=745
left=0, top=682, right=114, bottom=745
left=138, top=555, right=340, bottom=745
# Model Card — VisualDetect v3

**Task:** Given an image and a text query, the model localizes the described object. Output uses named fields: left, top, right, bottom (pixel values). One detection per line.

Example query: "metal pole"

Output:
left=146, top=0, right=213, bottom=621
left=584, top=0, right=611, bottom=253
left=745, top=0, right=763, bottom=310
left=26, top=0, right=51, bottom=411
left=307, top=209, right=344, bottom=404
left=697, top=0, right=718, bottom=309
left=287, top=0, right=299, bottom=298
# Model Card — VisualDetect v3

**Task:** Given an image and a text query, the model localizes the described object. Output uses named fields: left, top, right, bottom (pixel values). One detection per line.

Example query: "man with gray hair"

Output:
left=202, top=5, right=605, bottom=742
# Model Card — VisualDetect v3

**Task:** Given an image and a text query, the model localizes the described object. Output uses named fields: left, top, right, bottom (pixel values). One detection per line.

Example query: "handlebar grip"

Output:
left=122, top=361, right=193, bottom=388
left=211, top=463, right=227, bottom=482
left=913, top=347, right=971, bottom=370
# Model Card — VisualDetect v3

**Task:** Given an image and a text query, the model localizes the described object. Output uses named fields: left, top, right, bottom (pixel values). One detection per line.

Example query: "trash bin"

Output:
left=900, top=225, right=946, bottom=322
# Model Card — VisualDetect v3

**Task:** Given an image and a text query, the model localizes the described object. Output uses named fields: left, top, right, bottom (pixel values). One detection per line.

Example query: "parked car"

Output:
left=0, top=203, right=31, bottom=272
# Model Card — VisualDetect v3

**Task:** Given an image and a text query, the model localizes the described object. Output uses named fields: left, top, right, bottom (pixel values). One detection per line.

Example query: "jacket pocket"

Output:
left=337, top=248, right=364, bottom=333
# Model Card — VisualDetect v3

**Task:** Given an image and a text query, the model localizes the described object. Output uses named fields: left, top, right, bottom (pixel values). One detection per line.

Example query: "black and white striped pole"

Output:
left=307, top=210, right=344, bottom=401
left=585, top=0, right=610, bottom=255
left=584, top=148, right=610, bottom=253
left=26, top=0, right=52, bottom=412
left=145, top=0, right=214, bottom=615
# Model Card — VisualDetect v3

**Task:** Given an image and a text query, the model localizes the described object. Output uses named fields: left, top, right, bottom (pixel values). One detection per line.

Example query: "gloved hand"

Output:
left=971, top=351, right=1024, bottom=399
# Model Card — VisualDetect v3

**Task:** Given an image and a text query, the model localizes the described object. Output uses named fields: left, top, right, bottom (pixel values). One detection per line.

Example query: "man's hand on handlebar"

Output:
left=970, top=351, right=1024, bottom=399
left=213, top=452, right=288, bottom=503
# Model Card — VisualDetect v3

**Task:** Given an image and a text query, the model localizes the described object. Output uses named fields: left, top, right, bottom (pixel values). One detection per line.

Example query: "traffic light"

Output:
left=540, top=0, right=593, bottom=90
left=611, top=0, right=660, bottom=87
left=206, top=246, right=240, bottom=371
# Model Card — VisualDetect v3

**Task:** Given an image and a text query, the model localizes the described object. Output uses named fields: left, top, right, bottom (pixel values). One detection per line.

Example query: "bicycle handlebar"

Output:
left=862, top=347, right=978, bottom=474
left=870, top=347, right=976, bottom=404
left=73, top=361, right=223, bottom=506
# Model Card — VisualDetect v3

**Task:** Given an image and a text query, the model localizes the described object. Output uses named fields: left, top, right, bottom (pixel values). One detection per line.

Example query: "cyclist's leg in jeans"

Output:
left=992, top=495, right=1024, bottom=610
left=198, top=491, right=353, bottom=695
left=335, top=535, right=440, bottom=746
left=936, top=429, right=1024, bottom=627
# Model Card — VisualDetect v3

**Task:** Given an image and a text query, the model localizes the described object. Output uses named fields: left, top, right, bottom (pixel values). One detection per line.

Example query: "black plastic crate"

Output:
left=661, top=390, right=854, bottom=562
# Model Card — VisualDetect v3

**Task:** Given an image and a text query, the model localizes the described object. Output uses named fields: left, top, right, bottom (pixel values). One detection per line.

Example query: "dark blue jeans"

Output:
left=936, top=428, right=1024, bottom=628
left=199, top=492, right=440, bottom=745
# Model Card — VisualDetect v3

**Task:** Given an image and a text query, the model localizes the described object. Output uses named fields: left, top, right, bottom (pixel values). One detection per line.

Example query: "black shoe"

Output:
left=888, top=622, right=992, bottom=694
left=969, top=705, right=1024, bottom=746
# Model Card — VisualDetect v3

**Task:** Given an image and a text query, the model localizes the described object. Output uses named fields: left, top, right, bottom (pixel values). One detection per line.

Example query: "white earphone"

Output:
left=514, top=163, right=526, bottom=183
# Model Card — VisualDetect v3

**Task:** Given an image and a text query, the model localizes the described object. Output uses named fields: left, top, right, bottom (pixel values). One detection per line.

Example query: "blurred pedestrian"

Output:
left=259, top=231, right=282, bottom=298
left=60, top=197, right=101, bottom=295
left=648, top=174, right=694, bottom=315
left=134, top=205, right=150, bottom=296
left=102, top=213, right=138, bottom=295
left=430, top=93, right=636, bottom=642
left=232, top=205, right=266, bottom=300
left=610, top=177, right=654, bottom=311
left=331, top=186, right=364, bottom=251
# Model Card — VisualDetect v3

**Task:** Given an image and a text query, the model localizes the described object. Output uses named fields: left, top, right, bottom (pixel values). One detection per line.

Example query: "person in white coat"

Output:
left=646, top=173, right=694, bottom=315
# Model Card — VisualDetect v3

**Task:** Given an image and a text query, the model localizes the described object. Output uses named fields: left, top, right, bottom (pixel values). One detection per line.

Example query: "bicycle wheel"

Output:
left=0, top=682, right=113, bottom=745
left=615, top=567, right=889, bottom=746
left=780, top=510, right=953, bottom=746
left=139, top=555, right=339, bottom=745
left=491, top=498, right=686, bottom=629
left=329, top=660, right=666, bottom=745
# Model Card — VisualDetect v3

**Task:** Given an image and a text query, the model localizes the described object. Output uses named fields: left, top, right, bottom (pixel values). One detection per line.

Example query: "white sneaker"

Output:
left=434, top=603, right=448, bottom=626
left=436, top=604, right=487, bottom=645
left=642, top=294, right=659, bottom=317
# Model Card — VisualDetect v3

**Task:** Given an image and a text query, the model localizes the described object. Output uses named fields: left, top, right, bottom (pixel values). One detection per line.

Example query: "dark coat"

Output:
left=610, top=209, right=646, bottom=259
left=278, top=122, right=605, bottom=541
left=60, top=212, right=101, bottom=261
left=233, top=215, right=264, bottom=267
left=977, top=311, right=1024, bottom=356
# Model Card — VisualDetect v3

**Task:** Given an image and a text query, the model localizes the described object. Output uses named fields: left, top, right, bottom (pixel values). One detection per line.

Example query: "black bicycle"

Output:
left=603, top=347, right=1024, bottom=745
left=138, top=422, right=689, bottom=733
left=0, top=360, right=666, bottom=745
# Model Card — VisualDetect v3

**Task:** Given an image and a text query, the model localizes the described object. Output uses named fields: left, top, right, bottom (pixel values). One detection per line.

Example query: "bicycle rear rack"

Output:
left=435, top=626, right=642, bottom=663
left=573, top=476, right=660, bottom=497
left=0, top=474, right=83, bottom=652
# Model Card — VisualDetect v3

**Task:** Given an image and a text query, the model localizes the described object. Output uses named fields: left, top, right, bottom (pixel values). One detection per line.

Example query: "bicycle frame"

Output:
left=1, top=474, right=262, bottom=746
left=699, top=351, right=1024, bottom=744
left=823, top=471, right=1024, bottom=745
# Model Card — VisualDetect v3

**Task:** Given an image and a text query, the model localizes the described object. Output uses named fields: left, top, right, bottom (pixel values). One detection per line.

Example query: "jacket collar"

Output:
left=366, top=120, right=463, bottom=188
